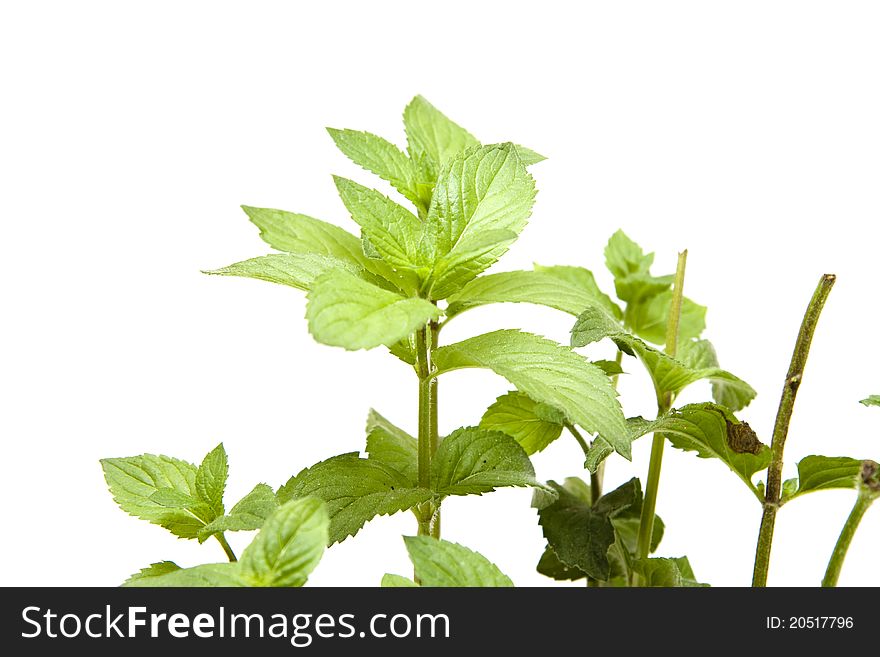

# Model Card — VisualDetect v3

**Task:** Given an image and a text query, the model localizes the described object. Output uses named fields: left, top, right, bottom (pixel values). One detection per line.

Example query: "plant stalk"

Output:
left=821, top=491, right=873, bottom=587
left=416, top=318, right=441, bottom=539
left=752, top=274, right=835, bottom=587
left=634, top=250, right=688, bottom=585
left=216, top=533, right=237, bottom=562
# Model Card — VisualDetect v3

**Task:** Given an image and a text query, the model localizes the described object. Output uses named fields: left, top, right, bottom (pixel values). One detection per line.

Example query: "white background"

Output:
left=2, top=1, right=878, bottom=587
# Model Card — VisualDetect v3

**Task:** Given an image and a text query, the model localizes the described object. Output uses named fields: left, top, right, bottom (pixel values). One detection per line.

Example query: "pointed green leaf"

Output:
left=403, top=536, right=513, bottom=587
left=430, top=427, right=542, bottom=496
left=277, top=454, right=432, bottom=544
left=614, top=272, right=673, bottom=305
left=203, top=253, right=362, bottom=292
left=403, top=95, right=479, bottom=181
left=195, top=444, right=227, bottom=518
left=782, top=456, right=863, bottom=502
left=678, top=339, right=756, bottom=411
left=446, top=269, right=619, bottom=319
left=632, top=403, right=770, bottom=498
left=534, top=264, right=623, bottom=319
left=513, top=145, right=546, bottom=166
left=381, top=574, right=419, bottom=587
left=123, top=563, right=245, bottom=588
left=424, top=144, right=536, bottom=298
left=365, top=410, right=418, bottom=485
left=571, top=306, right=755, bottom=411
left=306, top=270, right=440, bottom=350
left=435, top=329, right=629, bottom=458
left=333, top=176, right=426, bottom=270
left=239, top=497, right=328, bottom=587
left=199, top=483, right=279, bottom=541
left=479, top=391, right=564, bottom=455
left=326, top=128, right=422, bottom=212
left=861, top=395, right=880, bottom=407
left=101, top=454, right=214, bottom=539
left=605, top=230, right=654, bottom=279
left=122, top=561, right=181, bottom=586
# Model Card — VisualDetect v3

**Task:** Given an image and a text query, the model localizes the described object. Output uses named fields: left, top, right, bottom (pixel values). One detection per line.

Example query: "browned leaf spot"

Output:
left=860, top=460, right=880, bottom=493
left=725, top=420, right=763, bottom=455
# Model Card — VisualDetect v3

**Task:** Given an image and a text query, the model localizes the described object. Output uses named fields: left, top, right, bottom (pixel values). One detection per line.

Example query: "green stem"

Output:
left=634, top=250, right=688, bottom=586
left=822, top=492, right=874, bottom=587
left=416, top=317, right=441, bottom=539
left=216, top=533, right=237, bottom=562
left=752, top=274, right=836, bottom=587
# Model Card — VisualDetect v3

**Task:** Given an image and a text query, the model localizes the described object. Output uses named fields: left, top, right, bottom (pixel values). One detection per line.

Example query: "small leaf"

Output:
left=513, top=145, right=546, bottom=166
left=196, top=444, right=227, bottom=518
left=381, top=573, right=419, bottom=587
left=203, top=253, right=362, bottom=292
left=403, top=95, right=479, bottom=182
left=403, top=536, right=513, bottom=587
left=277, top=454, right=431, bottom=544
left=782, top=456, right=863, bottom=502
left=447, top=269, right=618, bottom=319
left=604, top=230, right=654, bottom=279
left=199, top=483, right=279, bottom=541
left=239, top=497, right=329, bottom=587
left=479, top=391, right=564, bottom=455
left=624, top=292, right=707, bottom=345
left=430, top=427, right=542, bottom=496
left=306, top=270, right=440, bottom=350
left=326, top=128, right=423, bottom=212
left=365, top=410, right=419, bottom=485
left=122, top=561, right=181, bottom=585
left=536, top=546, right=586, bottom=581
left=101, top=454, right=214, bottom=539
left=123, top=563, right=245, bottom=588
left=861, top=395, right=880, bottom=407
left=333, top=176, right=426, bottom=270
left=434, top=329, right=630, bottom=458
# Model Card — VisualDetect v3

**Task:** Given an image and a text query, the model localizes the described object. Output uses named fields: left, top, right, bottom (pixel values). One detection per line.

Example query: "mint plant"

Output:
left=100, top=96, right=629, bottom=585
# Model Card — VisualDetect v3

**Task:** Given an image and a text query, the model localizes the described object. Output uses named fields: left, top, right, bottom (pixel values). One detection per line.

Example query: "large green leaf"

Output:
left=306, top=270, right=440, bottom=350
left=424, top=144, right=536, bottom=298
left=534, top=265, right=622, bottom=319
left=277, top=454, right=431, bottom=544
left=239, top=498, right=329, bottom=587
left=633, top=403, right=770, bottom=498
left=781, top=456, right=863, bottom=503
left=203, top=253, right=363, bottom=292
left=365, top=410, right=418, bottom=485
left=571, top=305, right=755, bottom=411
left=199, top=483, right=279, bottom=541
left=333, top=176, right=426, bottom=271
left=326, top=128, right=422, bottom=212
left=479, top=391, right=564, bottom=455
left=101, top=454, right=217, bottom=539
left=430, top=427, right=542, bottom=496
left=433, top=329, right=629, bottom=458
left=402, top=536, right=513, bottom=587
left=446, top=269, right=617, bottom=319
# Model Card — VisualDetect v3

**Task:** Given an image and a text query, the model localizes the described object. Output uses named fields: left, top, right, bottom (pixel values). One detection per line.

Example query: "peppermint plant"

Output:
left=100, top=96, right=627, bottom=585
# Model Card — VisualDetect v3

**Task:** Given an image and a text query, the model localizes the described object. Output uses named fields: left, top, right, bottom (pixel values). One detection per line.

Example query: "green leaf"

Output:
left=536, top=480, right=615, bottom=580
left=333, top=176, right=426, bottom=270
left=624, top=292, right=707, bottom=345
left=195, top=444, right=227, bottom=518
left=239, top=497, right=328, bottom=587
left=434, top=329, right=630, bottom=458
left=241, top=206, right=369, bottom=265
left=633, top=557, right=708, bottom=587
left=534, top=264, right=623, bottom=319
left=403, top=536, right=513, bottom=587
left=199, top=483, right=279, bottom=541
left=365, top=409, right=418, bottom=485
left=326, top=128, right=423, bottom=212
left=403, top=95, right=479, bottom=182
left=203, top=253, right=362, bottom=292
left=101, top=454, right=216, bottom=539
left=861, top=395, right=880, bottom=407
left=782, top=456, right=863, bottom=502
left=123, top=563, right=245, bottom=588
left=605, top=230, right=654, bottom=279
left=479, top=391, right=564, bottom=455
left=424, top=144, right=536, bottom=298
left=430, top=427, right=542, bottom=496
left=277, top=454, right=431, bottom=544
left=381, top=573, right=419, bottom=587
left=122, top=561, right=181, bottom=585
left=306, top=270, right=440, bottom=350
left=513, top=145, right=546, bottom=166
left=614, top=272, right=673, bottom=305
left=632, top=403, right=770, bottom=498
left=677, top=339, right=755, bottom=411
left=446, top=269, right=619, bottom=319
left=536, top=546, right=586, bottom=581
left=571, top=306, right=755, bottom=411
